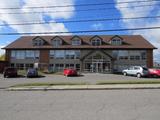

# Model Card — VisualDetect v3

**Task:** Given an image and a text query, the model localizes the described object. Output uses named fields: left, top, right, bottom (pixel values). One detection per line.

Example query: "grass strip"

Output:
left=10, top=82, right=88, bottom=88
left=97, top=80, right=160, bottom=85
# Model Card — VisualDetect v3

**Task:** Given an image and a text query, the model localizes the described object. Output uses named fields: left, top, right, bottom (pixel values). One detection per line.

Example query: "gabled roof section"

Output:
left=110, top=35, right=123, bottom=41
left=90, top=35, right=103, bottom=41
left=71, top=35, right=83, bottom=41
left=51, top=36, right=64, bottom=41
left=32, top=36, right=49, bottom=45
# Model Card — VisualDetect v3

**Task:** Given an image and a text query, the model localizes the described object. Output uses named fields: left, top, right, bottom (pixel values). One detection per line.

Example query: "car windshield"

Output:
left=142, top=67, right=148, bottom=71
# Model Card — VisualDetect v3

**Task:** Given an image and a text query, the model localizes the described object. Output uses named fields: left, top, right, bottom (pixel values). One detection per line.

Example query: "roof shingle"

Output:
left=3, top=35, right=156, bottom=49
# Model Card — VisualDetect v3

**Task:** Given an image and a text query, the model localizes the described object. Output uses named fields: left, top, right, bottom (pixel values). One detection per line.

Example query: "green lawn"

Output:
left=10, top=82, right=88, bottom=88
left=96, top=79, right=160, bottom=85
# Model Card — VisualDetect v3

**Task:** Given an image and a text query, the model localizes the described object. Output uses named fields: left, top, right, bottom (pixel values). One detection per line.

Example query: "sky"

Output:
left=0, top=0, right=160, bottom=62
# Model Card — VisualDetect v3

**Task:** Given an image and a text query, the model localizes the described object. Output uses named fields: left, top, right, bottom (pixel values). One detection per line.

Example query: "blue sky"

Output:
left=0, top=0, right=160, bottom=62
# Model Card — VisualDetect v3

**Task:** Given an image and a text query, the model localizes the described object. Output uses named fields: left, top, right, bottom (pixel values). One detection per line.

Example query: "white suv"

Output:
left=122, top=66, right=149, bottom=78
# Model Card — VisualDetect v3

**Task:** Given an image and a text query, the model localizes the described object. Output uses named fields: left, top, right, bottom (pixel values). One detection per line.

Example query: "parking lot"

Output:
left=0, top=73, right=159, bottom=89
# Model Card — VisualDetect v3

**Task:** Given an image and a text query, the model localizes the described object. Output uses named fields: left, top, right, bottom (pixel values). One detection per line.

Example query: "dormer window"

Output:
left=72, top=39, right=81, bottom=45
left=111, top=36, right=122, bottom=45
left=51, top=37, right=63, bottom=47
left=71, top=36, right=82, bottom=45
left=33, top=37, right=44, bottom=46
left=91, top=39, right=101, bottom=46
left=91, top=36, right=102, bottom=46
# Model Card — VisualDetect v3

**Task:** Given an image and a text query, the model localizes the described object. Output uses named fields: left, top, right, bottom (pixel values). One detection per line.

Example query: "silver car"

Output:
left=122, top=66, right=149, bottom=78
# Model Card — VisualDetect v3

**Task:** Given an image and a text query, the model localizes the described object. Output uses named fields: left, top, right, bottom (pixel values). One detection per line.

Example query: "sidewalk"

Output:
left=7, top=84, right=160, bottom=91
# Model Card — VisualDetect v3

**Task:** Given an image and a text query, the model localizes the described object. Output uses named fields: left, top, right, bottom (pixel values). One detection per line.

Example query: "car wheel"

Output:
left=153, top=74, right=158, bottom=78
left=123, top=72, right=127, bottom=76
left=137, top=73, right=141, bottom=78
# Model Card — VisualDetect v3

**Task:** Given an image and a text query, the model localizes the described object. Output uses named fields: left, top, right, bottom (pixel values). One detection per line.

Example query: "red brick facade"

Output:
left=146, top=50, right=153, bottom=68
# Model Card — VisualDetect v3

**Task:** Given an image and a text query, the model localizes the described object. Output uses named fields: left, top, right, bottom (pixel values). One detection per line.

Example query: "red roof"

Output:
left=3, top=35, right=156, bottom=50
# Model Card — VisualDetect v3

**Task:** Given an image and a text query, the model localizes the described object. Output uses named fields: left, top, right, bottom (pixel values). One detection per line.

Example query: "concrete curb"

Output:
left=6, top=84, right=160, bottom=91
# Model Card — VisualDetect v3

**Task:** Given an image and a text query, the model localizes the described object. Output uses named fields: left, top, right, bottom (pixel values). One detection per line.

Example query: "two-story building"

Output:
left=3, top=35, right=156, bottom=73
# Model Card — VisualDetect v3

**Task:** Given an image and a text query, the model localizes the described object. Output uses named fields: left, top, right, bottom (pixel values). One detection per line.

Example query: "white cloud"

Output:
left=91, top=23, right=104, bottom=30
left=0, top=0, right=75, bottom=35
left=0, top=45, right=5, bottom=55
left=115, top=0, right=160, bottom=63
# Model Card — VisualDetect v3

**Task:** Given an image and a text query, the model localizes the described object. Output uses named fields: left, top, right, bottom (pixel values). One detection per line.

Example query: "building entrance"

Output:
left=83, top=52, right=112, bottom=73
left=84, top=60, right=111, bottom=73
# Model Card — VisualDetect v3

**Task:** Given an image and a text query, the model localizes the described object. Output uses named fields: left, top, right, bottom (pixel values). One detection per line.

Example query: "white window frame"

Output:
left=111, top=38, right=122, bottom=45
left=72, top=39, right=81, bottom=45
left=91, top=39, right=101, bottom=46
left=52, top=39, right=62, bottom=47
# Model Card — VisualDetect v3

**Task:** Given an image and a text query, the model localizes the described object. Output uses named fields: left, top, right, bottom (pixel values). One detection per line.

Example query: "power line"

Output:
left=0, top=15, right=160, bottom=26
left=0, top=26, right=160, bottom=35
left=0, top=0, right=159, bottom=9
left=0, top=3, right=159, bottom=14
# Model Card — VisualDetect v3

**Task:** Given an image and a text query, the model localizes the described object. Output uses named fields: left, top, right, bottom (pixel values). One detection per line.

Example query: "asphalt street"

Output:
left=0, top=89, right=160, bottom=120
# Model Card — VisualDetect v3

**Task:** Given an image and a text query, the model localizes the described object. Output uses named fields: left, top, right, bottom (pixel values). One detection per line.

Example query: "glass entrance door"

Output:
left=85, top=61, right=111, bottom=73
left=91, top=62, right=103, bottom=73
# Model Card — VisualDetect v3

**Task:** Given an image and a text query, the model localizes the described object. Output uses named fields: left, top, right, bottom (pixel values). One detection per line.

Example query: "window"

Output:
left=16, top=51, right=25, bottom=59
left=52, top=39, right=62, bottom=47
left=66, top=50, right=75, bottom=59
left=119, top=56, right=128, bottom=60
left=130, top=56, right=140, bottom=60
left=72, top=39, right=81, bottom=45
left=134, top=66, right=140, bottom=70
left=65, top=50, right=80, bottom=59
left=35, top=51, right=40, bottom=59
left=129, top=50, right=141, bottom=60
left=111, top=37, right=122, bottom=45
left=55, top=50, right=65, bottom=59
left=26, top=50, right=35, bottom=59
left=55, top=64, right=64, bottom=71
left=76, top=64, right=80, bottom=71
left=141, top=51, right=146, bottom=60
left=118, top=50, right=129, bottom=60
left=25, top=64, right=34, bottom=69
left=112, top=50, right=119, bottom=59
left=91, top=39, right=101, bottom=46
left=33, top=38, right=44, bottom=46
left=65, top=64, right=74, bottom=69
left=11, top=51, right=16, bottom=59
left=50, top=50, right=55, bottom=59
left=11, top=50, right=39, bottom=60
left=75, top=50, right=80, bottom=59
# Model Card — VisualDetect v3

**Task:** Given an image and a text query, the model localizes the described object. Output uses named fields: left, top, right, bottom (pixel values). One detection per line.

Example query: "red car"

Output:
left=149, top=69, right=160, bottom=77
left=63, top=68, right=77, bottom=76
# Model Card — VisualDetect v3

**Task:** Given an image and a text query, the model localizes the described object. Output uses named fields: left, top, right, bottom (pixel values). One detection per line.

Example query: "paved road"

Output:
left=0, top=89, right=160, bottom=120
left=0, top=73, right=159, bottom=88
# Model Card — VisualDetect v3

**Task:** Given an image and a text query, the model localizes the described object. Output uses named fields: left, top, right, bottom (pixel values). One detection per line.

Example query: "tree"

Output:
left=0, top=54, right=5, bottom=61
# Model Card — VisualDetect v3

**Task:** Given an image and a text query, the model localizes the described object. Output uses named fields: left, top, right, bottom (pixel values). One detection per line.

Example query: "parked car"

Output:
left=3, top=67, right=18, bottom=78
left=149, top=68, right=160, bottom=77
left=63, top=68, right=77, bottom=76
left=26, top=68, right=38, bottom=78
left=122, top=66, right=149, bottom=78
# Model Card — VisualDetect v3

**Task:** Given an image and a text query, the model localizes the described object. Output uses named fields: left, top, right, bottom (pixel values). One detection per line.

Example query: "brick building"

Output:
left=2, top=35, right=156, bottom=73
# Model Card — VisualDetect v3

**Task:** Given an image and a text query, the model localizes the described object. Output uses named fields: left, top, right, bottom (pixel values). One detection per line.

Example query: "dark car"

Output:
left=26, top=68, right=38, bottom=78
left=63, top=68, right=77, bottom=76
left=3, top=67, right=18, bottom=78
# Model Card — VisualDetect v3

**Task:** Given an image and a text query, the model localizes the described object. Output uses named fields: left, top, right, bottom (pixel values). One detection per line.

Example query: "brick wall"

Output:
left=39, top=50, right=49, bottom=63
left=146, top=50, right=153, bottom=68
